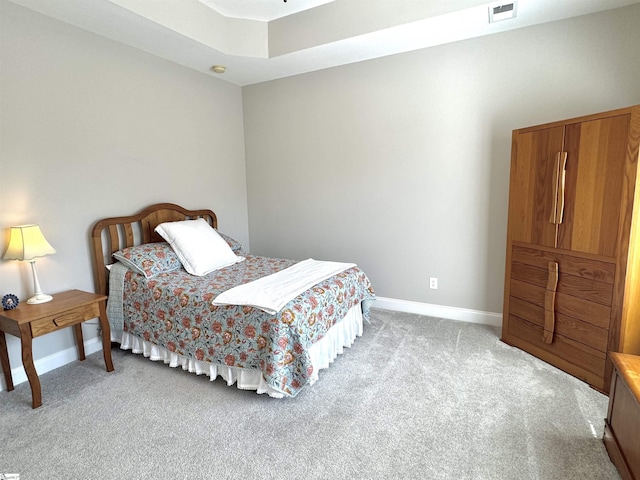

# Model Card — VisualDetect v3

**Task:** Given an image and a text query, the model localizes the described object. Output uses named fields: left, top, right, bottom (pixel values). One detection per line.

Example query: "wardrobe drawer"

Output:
left=511, top=245, right=615, bottom=285
left=509, top=296, right=608, bottom=351
left=510, top=279, right=611, bottom=330
left=508, top=314, right=606, bottom=378
left=511, top=261, right=613, bottom=306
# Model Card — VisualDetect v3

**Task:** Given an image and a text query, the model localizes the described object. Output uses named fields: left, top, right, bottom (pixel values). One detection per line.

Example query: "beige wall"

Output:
left=242, top=4, right=640, bottom=315
left=0, top=1, right=249, bottom=367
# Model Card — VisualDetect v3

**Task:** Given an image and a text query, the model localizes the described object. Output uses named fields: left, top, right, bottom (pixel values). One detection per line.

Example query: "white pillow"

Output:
left=154, top=218, right=242, bottom=276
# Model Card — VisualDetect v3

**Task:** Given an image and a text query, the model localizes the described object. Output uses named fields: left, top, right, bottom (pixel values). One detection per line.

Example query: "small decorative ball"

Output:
left=2, top=293, right=19, bottom=311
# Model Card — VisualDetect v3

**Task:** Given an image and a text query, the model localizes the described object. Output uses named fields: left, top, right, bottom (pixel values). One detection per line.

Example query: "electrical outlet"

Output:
left=429, top=277, right=438, bottom=289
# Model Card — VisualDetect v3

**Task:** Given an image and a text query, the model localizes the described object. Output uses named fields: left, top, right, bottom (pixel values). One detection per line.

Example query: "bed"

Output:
left=90, top=203, right=375, bottom=397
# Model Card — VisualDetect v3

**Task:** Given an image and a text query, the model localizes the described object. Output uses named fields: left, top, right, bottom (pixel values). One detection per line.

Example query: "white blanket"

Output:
left=212, top=258, right=356, bottom=315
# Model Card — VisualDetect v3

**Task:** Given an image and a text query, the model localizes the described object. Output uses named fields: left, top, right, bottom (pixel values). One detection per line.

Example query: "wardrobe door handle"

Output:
left=543, top=261, right=559, bottom=344
left=549, top=152, right=568, bottom=224
left=556, top=152, right=568, bottom=224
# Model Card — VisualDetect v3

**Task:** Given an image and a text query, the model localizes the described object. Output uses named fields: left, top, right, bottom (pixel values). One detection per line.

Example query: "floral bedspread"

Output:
left=119, top=254, right=375, bottom=396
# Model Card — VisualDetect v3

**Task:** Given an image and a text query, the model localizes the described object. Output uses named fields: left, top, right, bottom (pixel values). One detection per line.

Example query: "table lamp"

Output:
left=3, top=224, right=56, bottom=304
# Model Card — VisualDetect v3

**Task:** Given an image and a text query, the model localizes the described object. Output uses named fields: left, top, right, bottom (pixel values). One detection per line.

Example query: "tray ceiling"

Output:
left=8, top=0, right=640, bottom=86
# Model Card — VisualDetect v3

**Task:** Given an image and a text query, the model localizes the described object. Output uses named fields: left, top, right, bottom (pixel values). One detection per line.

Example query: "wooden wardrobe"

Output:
left=502, top=105, right=640, bottom=393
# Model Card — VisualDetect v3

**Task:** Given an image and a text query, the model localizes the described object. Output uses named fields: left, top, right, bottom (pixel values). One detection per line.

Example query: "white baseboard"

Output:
left=1, top=299, right=501, bottom=392
left=0, top=337, right=104, bottom=392
left=373, top=297, right=503, bottom=327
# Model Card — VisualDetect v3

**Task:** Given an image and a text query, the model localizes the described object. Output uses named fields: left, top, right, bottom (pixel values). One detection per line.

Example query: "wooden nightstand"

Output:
left=0, top=289, right=114, bottom=408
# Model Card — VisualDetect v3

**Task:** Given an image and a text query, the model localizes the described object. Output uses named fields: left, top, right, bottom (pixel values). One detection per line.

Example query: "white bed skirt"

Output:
left=111, top=303, right=364, bottom=397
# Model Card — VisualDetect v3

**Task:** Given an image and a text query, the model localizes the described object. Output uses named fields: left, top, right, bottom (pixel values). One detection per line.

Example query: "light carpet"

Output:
left=0, top=309, right=620, bottom=479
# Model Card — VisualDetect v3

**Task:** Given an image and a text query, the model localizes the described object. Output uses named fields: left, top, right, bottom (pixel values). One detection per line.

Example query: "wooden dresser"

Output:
left=604, top=352, right=640, bottom=480
left=501, top=105, right=640, bottom=392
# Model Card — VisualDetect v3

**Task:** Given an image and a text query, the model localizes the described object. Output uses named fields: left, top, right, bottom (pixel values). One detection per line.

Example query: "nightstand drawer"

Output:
left=30, top=302, right=101, bottom=337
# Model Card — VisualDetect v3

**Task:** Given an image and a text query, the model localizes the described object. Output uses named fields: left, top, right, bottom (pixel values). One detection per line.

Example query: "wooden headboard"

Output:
left=90, top=203, right=217, bottom=296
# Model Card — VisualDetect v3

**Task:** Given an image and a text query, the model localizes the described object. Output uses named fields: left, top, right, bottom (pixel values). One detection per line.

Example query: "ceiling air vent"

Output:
left=488, top=2, right=517, bottom=23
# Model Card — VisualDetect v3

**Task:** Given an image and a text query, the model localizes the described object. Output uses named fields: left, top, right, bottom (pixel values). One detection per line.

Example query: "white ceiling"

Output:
left=7, top=0, right=640, bottom=86
left=199, top=0, right=337, bottom=21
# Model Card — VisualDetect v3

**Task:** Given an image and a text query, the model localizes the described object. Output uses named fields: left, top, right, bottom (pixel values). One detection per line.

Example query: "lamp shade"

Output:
left=3, top=225, right=56, bottom=261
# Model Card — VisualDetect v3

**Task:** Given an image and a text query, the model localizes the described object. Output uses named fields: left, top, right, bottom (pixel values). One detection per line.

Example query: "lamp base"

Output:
left=27, top=293, right=53, bottom=304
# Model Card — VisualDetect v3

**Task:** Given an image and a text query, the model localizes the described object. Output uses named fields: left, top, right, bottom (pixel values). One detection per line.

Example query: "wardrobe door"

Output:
left=557, top=114, right=630, bottom=257
left=508, top=126, right=565, bottom=248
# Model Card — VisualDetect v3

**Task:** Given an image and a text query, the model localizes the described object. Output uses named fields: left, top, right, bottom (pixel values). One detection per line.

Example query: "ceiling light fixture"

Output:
left=210, top=65, right=226, bottom=74
left=488, top=2, right=517, bottom=23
